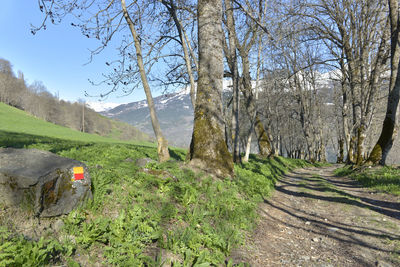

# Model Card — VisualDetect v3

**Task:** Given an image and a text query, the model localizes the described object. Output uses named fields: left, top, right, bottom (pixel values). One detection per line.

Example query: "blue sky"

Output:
left=0, top=0, right=163, bottom=106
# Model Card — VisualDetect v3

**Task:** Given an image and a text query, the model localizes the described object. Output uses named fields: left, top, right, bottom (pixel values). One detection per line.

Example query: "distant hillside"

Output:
left=0, top=102, right=153, bottom=145
left=102, top=89, right=194, bottom=148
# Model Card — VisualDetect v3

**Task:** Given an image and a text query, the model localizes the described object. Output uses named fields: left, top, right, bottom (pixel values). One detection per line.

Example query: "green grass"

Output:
left=334, top=166, right=353, bottom=177
left=335, top=166, right=400, bottom=195
left=0, top=135, right=309, bottom=266
left=0, top=105, right=312, bottom=266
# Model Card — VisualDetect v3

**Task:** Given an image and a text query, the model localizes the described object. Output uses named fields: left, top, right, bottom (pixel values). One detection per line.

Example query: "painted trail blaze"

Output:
left=73, top=167, right=84, bottom=180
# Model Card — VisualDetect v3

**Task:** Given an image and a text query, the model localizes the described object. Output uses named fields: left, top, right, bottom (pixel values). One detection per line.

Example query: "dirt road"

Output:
left=232, top=165, right=400, bottom=266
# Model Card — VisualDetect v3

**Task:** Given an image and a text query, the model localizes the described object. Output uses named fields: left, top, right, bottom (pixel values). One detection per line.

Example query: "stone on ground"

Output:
left=0, top=148, right=92, bottom=217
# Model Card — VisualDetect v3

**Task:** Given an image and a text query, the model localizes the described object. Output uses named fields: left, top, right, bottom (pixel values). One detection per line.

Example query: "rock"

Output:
left=375, top=260, right=393, bottom=267
left=0, top=148, right=92, bottom=217
left=52, top=219, right=65, bottom=232
left=305, top=221, right=311, bottom=225
left=124, top=158, right=134, bottom=162
left=59, top=234, right=76, bottom=244
left=327, top=227, right=339, bottom=233
left=301, top=256, right=310, bottom=261
left=135, top=157, right=156, bottom=167
left=312, top=237, right=320, bottom=242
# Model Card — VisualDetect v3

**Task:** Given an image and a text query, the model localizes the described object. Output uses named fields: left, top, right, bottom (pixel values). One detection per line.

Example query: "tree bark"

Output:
left=367, top=0, right=400, bottom=165
left=188, top=0, right=233, bottom=177
left=121, top=0, right=170, bottom=162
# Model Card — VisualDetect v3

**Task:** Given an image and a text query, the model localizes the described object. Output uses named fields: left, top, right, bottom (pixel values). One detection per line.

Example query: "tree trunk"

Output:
left=240, top=54, right=272, bottom=157
left=255, top=115, right=272, bottom=156
left=243, top=33, right=263, bottom=162
left=231, top=78, right=240, bottom=163
left=319, top=142, right=327, bottom=162
left=346, top=136, right=356, bottom=164
left=243, top=133, right=252, bottom=163
left=337, top=138, right=344, bottom=163
left=225, top=0, right=240, bottom=163
left=188, top=0, right=233, bottom=177
left=121, top=0, right=170, bottom=162
left=366, top=0, right=400, bottom=165
left=355, top=125, right=366, bottom=165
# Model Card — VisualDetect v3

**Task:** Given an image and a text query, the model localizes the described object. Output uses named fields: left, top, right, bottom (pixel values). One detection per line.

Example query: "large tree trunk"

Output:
left=121, top=0, right=170, bottom=162
left=367, top=0, right=400, bottom=165
left=188, top=0, right=233, bottom=177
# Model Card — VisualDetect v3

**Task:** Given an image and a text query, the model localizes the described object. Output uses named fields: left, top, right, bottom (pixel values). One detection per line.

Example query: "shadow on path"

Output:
left=277, top=171, right=400, bottom=220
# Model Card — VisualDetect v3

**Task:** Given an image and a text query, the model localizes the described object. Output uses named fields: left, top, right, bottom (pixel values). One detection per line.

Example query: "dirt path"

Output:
left=232, top=165, right=400, bottom=267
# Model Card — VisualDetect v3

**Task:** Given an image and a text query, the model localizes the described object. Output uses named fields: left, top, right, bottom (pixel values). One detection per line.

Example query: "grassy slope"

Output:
left=0, top=103, right=312, bottom=266
left=335, top=166, right=400, bottom=195
left=0, top=102, right=154, bottom=147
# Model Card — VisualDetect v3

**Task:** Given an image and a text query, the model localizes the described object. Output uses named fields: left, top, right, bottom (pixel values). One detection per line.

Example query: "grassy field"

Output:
left=335, top=166, right=400, bottom=195
left=0, top=102, right=154, bottom=146
left=0, top=103, right=312, bottom=266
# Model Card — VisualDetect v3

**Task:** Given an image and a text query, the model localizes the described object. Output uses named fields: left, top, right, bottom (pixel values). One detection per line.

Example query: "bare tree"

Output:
left=288, top=0, right=389, bottom=164
left=228, top=0, right=273, bottom=158
left=121, top=0, right=170, bottom=161
left=34, top=0, right=170, bottom=162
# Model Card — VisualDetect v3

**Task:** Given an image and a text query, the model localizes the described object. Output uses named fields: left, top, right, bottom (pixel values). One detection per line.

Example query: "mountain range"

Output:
left=101, top=88, right=194, bottom=148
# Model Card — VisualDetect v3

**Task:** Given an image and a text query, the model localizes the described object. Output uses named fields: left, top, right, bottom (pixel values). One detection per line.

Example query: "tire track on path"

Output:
left=231, top=165, right=400, bottom=267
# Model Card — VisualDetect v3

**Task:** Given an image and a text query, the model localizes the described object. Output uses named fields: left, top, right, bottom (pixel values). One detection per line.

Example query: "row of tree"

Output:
left=35, top=0, right=400, bottom=176
left=0, top=58, right=150, bottom=142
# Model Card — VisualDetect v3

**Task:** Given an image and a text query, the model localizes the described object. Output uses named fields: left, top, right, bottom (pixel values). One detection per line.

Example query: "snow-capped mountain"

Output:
left=101, top=81, right=236, bottom=148
left=87, top=101, right=122, bottom=112
left=101, top=87, right=194, bottom=148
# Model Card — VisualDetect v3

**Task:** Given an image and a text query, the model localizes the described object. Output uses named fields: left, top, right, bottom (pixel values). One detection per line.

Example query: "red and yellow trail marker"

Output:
left=72, top=167, right=84, bottom=181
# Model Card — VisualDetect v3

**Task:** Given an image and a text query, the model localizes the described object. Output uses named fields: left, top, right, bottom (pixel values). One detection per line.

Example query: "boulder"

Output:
left=135, top=157, right=156, bottom=167
left=0, top=148, right=92, bottom=217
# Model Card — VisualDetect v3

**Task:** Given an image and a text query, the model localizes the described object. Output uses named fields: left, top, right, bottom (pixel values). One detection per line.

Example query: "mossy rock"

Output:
left=0, top=148, right=92, bottom=217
